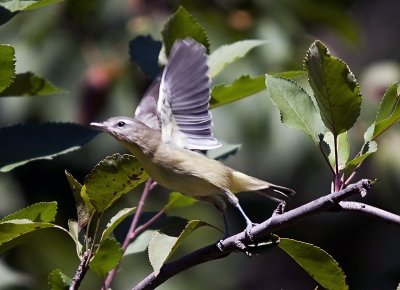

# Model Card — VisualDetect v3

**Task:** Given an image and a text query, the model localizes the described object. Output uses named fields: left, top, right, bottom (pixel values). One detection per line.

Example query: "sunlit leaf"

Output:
left=266, top=74, right=327, bottom=145
left=305, top=40, right=361, bottom=136
left=48, top=268, right=71, bottom=290
left=366, top=82, right=400, bottom=141
left=279, top=238, right=348, bottom=290
left=89, top=237, right=123, bottom=277
left=323, top=132, right=350, bottom=169
left=148, top=220, right=213, bottom=276
left=208, top=40, right=267, bottom=78
left=0, top=123, right=99, bottom=172
left=1, top=201, right=57, bottom=223
left=85, top=154, right=148, bottom=212
left=162, top=6, right=209, bottom=56
left=0, top=44, right=15, bottom=92
left=211, top=75, right=265, bottom=108
left=101, top=207, right=136, bottom=242
left=0, top=0, right=63, bottom=12
left=0, top=72, right=63, bottom=97
left=344, top=141, right=377, bottom=177
left=165, top=192, right=196, bottom=209
left=125, top=230, right=156, bottom=255
left=68, top=220, right=82, bottom=257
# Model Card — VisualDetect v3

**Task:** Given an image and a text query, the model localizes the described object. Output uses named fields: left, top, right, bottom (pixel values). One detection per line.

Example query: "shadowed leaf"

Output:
left=89, top=238, right=122, bottom=277
left=48, top=268, right=71, bottom=290
left=129, top=35, right=162, bottom=79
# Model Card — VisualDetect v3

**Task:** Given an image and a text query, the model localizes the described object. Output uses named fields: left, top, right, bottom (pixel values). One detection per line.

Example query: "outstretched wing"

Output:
left=158, top=38, right=221, bottom=150
left=134, top=76, right=161, bottom=130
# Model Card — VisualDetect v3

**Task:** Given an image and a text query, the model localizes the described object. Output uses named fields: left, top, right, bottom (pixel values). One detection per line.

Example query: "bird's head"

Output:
left=90, top=117, right=156, bottom=146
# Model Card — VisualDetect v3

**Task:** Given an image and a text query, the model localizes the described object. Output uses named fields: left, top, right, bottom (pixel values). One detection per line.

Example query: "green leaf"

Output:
left=148, top=220, right=212, bottom=276
left=125, top=230, right=156, bottom=255
left=89, top=237, right=123, bottom=277
left=0, top=0, right=63, bottom=12
left=211, top=75, right=265, bottom=109
left=65, top=171, right=92, bottom=230
left=272, top=70, right=308, bottom=80
left=165, top=192, right=196, bottom=209
left=0, top=44, right=15, bottom=92
left=0, top=72, right=63, bottom=97
left=323, top=132, right=350, bottom=169
left=68, top=220, right=82, bottom=257
left=0, top=122, right=99, bottom=172
left=279, top=238, right=348, bottom=290
left=208, top=40, right=267, bottom=78
left=1, top=201, right=57, bottom=223
left=101, top=207, right=136, bottom=242
left=366, top=82, right=400, bottom=140
left=85, top=154, right=148, bottom=212
left=161, top=6, right=209, bottom=56
left=48, top=268, right=71, bottom=290
left=344, top=141, right=377, bottom=176
left=0, top=219, right=54, bottom=255
left=266, top=74, right=327, bottom=145
left=305, top=41, right=361, bottom=137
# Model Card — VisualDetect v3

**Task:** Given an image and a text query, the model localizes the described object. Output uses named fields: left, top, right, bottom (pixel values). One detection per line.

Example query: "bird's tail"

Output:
left=231, top=170, right=295, bottom=203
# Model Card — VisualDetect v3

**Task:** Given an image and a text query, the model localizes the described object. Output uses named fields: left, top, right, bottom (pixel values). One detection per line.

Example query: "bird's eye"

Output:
left=117, top=121, right=126, bottom=127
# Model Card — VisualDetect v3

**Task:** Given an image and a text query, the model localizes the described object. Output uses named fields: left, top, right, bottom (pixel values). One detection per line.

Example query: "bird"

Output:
left=90, top=38, right=295, bottom=235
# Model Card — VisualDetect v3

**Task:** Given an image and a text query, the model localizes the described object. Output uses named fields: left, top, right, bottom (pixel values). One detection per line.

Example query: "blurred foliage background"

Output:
left=1, top=0, right=400, bottom=289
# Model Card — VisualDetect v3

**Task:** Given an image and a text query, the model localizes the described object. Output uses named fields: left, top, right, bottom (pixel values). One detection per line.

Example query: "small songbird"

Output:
left=91, top=38, right=294, bottom=233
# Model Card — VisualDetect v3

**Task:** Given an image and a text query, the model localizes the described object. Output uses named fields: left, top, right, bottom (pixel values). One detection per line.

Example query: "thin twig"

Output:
left=69, top=249, right=92, bottom=290
left=102, top=178, right=155, bottom=289
left=130, top=179, right=400, bottom=290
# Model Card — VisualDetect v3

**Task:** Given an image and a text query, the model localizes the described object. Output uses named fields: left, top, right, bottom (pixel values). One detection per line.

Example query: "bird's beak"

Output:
left=90, top=122, right=107, bottom=131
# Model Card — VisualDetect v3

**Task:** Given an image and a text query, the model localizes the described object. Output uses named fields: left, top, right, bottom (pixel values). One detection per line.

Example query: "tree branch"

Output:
left=69, top=249, right=92, bottom=290
left=132, top=179, right=400, bottom=290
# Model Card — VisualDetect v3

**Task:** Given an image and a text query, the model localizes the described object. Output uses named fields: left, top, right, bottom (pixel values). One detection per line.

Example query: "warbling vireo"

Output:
left=91, top=38, right=295, bottom=234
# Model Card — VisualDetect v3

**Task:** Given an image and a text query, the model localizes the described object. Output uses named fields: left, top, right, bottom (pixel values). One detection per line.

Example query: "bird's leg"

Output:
left=222, top=210, right=231, bottom=237
left=220, top=188, right=257, bottom=242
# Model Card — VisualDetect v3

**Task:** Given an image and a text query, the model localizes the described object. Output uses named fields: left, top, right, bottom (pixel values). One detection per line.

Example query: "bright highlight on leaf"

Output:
left=211, top=75, right=266, bottom=109
left=279, top=238, right=349, bottom=290
left=208, top=39, right=267, bottom=78
left=305, top=40, right=361, bottom=137
left=266, top=74, right=327, bottom=145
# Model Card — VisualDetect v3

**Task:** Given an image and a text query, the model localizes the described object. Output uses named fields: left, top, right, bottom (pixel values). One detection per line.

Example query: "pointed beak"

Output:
left=90, top=122, right=107, bottom=131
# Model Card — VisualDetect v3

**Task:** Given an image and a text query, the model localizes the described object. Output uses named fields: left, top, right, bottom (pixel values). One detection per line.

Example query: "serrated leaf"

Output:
left=0, top=220, right=54, bottom=255
left=266, top=74, right=327, bottom=145
left=48, top=268, right=71, bottom=290
left=129, top=35, right=162, bottom=79
left=0, top=72, right=63, bottom=97
left=0, top=123, right=99, bottom=172
left=162, top=6, right=209, bottom=56
left=125, top=230, right=156, bottom=255
left=0, top=44, right=15, bottom=92
left=0, top=0, right=63, bottom=12
left=367, top=82, right=400, bottom=140
left=279, top=238, right=348, bottom=290
left=1, top=201, right=57, bottom=223
left=148, top=220, right=212, bottom=276
left=89, top=237, right=123, bottom=277
left=208, top=40, right=267, bottom=78
left=305, top=40, right=361, bottom=136
left=165, top=192, right=196, bottom=209
left=85, top=154, right=148, bottom=212
left=323, top=132, right=350, bottom=169
left=272, top=70, right=308, bottom=80
left=65, top=171, right=92, bottom=230
left=101, top=207, right=136, bottom=242
left=344, top=141, right=377, bottom=176
left=211, top=75, right=265, bottom=109
left=68, top=220, right=82, bottom=256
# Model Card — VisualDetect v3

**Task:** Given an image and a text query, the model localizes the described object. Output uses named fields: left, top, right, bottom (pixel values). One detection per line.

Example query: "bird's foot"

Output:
left=244, top=221, right=258, bottom=243
left=273, top=202, right=286, bottom=216
left=234, top=237, right=252, bottom=257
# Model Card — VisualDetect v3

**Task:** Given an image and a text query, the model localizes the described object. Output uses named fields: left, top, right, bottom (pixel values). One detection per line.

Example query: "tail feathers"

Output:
left=231, top=170, right=295, bottom=203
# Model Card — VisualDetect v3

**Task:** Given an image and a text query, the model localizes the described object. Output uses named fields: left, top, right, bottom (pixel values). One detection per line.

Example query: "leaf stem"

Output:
left=333, top=134, right=340, bottom=192
left=102, top=178, right=156, bottom=290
